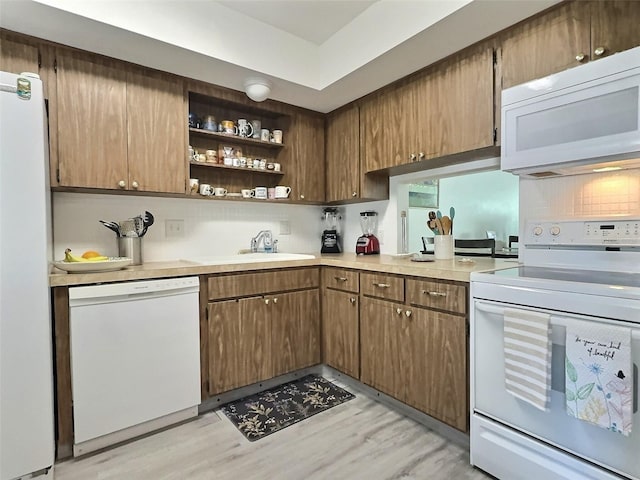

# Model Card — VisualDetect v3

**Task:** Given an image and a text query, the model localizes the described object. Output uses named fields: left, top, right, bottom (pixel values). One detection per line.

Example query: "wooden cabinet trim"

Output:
left=207, top=267, right=319, bottom=300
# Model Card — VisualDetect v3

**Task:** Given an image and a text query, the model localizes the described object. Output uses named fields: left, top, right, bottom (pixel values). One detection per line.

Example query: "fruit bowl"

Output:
left=53, top=257, right=132, bottom=273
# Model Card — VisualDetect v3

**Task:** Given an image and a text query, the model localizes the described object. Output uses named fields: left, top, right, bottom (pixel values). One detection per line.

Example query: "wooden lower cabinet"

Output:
left=207, top=297, right=271, bottom=395
left=407, top=307, right=467, bottom=432
left=271, top=289, right=320, bottom=377
left=207, top=288, right=319, bottom=396
left=322, top=289, right=359, bottom=378
left=360, top=295, right=468, bottom=432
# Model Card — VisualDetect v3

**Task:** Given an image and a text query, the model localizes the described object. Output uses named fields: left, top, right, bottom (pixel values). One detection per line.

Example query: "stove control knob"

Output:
left=550, top=226, right=561, bottom=236
left=533, top=226, right=543, bottom=236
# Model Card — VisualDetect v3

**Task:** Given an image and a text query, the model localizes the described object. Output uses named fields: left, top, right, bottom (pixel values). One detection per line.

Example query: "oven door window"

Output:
left=473, top=300, right=640, bottom=479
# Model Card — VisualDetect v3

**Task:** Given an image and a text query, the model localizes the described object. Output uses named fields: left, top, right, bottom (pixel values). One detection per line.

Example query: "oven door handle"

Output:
left=475, top=300, right=639, bottom=413
left=475, top=301, right=640, bottom=340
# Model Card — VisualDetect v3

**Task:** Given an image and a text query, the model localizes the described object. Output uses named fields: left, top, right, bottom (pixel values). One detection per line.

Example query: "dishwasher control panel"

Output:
left=69, top=276, right=200, bottom=302
left=525, top=218, right=640, bottom=247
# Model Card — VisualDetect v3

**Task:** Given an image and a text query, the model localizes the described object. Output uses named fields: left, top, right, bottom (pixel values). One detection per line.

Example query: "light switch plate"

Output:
left=165, top=219, right=184, bottom=238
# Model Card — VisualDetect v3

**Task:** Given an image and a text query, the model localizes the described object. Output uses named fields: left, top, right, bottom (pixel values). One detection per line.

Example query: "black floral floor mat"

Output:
left=221, top=374, right=355, bottom=441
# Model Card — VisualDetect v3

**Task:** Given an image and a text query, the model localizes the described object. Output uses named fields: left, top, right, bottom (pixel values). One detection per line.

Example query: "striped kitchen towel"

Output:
left=503, top=308, right=552, bottom=411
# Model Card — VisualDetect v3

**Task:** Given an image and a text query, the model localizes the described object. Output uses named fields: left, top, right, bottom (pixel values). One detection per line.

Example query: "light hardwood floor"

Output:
left=55, top=379, right=491, bottom=480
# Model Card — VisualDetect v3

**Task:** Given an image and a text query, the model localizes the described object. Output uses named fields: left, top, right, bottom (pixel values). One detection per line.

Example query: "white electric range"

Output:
left=470, top=217, right=640, bottom=480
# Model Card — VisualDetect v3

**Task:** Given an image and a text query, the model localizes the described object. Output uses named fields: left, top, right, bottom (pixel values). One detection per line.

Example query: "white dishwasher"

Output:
left=69, top=277, right=201, bottom=456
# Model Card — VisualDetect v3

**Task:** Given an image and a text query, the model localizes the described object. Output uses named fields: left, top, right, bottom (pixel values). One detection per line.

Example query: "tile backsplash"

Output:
left=52, top=193, right=322, bottom=262
left=519, top=168, right=640, bottom=221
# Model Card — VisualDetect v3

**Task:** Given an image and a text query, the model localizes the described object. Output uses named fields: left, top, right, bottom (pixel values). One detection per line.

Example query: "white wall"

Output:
left=53, top=193, right=322, bottom=262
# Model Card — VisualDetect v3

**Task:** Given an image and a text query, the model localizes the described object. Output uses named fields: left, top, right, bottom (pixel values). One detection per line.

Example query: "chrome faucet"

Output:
left=250, top=230, right=276, bottom=253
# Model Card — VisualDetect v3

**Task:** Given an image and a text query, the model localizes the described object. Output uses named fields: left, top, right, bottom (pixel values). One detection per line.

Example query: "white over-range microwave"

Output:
left=501, top=45, right=640, bottom=177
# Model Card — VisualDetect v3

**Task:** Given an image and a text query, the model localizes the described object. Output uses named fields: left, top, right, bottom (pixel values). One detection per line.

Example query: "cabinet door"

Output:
left=409, top=307, right=467, bottom=431
left=285, top=112, right=325, bottom=202
left=360, top=297, right=402, bottom=398
left=501, top=2, right=590, bottom=89
left=325, top=106, right=360, bottom=202
left=56, top=51, right=128, bottom=189
left=127, top=69, right=186, bottom=194
left=322, top=289, right=359, bottom=378
left=590, top=0, right=640, bottom=61
left=271, top=289, right=320, bottom=377
left=0, top=37, right=39, bottom=75
left=361, top=84, right=416, bottom=172
left=208, top=297, right=270, bottom=395
left=418, top=48, right=494, bottom=159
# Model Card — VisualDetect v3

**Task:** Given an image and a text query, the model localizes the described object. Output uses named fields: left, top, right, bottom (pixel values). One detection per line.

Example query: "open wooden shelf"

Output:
left=189, top=128, right=285, bottom=149
left=189, top=161, right=284, bottom=175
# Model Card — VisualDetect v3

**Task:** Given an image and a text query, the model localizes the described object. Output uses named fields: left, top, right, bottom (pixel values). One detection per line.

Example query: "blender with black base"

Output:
left=321, top=207, right=342, bottom=253
left=356, top=211, right=380, bottom=255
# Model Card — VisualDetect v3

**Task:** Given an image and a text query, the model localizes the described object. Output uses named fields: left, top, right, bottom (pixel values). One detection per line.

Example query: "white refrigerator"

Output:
left=0, top=72, right=55, bottom=478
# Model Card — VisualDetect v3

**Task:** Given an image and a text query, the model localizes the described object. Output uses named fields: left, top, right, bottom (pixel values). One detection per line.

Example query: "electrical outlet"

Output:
left=165, top=219, right=184, bottom=238
left=279, top=220, right=291, bottom=235
left=378, top=229, right=385, bottom=245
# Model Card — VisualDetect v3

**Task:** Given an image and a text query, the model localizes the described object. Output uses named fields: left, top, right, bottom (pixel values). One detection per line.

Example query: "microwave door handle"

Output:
left=475, top=301, right=639, bottom=413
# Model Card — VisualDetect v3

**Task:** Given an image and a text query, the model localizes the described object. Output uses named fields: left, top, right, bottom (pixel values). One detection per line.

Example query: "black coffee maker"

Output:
left=321, top=207, right=342, bottom=253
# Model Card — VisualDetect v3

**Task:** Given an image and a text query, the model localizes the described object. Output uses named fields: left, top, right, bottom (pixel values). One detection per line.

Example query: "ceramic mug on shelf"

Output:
left=254, top=186, right=268, bottom=199
left=274, top=185, right=291, bottom=198
left=205, top=149, right=217, bottom=163
left=237, top=119, right=254, bottom=138
left=272, top=129, right=283, bottom=144
left=214, top=187, right=227, bottom=197
left=220, top=120, right=237, bottom=135
left=268, top=187, right=276, bottom=199
left=260, top=128, right=270, bottom=142
left=202, top=115, right=217, bottom=131
left=241, top=189, right=253, bottom=198
left=189, top=178, right=199, bottom=194
left=199, top=184, right=213, bottom=196
left=251, top=120, right=261, bottom=139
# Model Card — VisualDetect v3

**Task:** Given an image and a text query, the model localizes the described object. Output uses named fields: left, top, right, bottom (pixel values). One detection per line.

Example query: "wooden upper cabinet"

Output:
left=56, top=50, right=128, bottom=189
left=127, top=68, right=186, bottom=194
left=501, top=2, right=590, bottom=89
left=361, top=84, right=415, bottom=173
left=325, top=105, right=360, bottom=202
left=418, top=47, right=494, bottom=160
left=590, top=0, right=640, bottom=61
left=0, top=37, right=39, bottom=75
left=283, top=111, right=325, bottom=202
left=499, top=0, right=639, bottom=89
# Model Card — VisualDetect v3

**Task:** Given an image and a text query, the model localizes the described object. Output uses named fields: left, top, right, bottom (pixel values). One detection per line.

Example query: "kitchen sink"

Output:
left=181, top=252, right=316, bottom=265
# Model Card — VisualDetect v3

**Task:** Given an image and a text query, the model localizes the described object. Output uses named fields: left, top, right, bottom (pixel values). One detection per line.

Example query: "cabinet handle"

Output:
left=273, top=297, right=278, bottom=304
left=350, top=297, right=356, bottom=304
left=575, top=53, right=586, bottom=62
left=373, top=283, right=391, bottom=288
left=264, top=298, right=270, bottom=305
left=334, top=276, right=348, bottom=282
left=409, top=153, right=417, bottom=162
left=418, top=152, right=425, bottom=160
left=300, top=194, right=305, bottom=199
left=594, top=46, right=605, bottom=57
left=422, top=289, right=447, bottom=297
left=118, top=180, right=126, bottom=188
left=132, top=181, right=139, bottom=189
left=405, top=310, right=412, bottom=317
left=396, top=307, right=403, bottom=315
left=352, top=191, right=358, bottom=197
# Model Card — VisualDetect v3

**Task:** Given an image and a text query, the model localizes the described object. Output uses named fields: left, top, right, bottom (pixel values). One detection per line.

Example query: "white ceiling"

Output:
left=0, top=0, right=560, bottom=113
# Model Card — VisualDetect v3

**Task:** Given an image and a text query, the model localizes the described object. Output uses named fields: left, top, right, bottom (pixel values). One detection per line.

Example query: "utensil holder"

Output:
left=118, top=237, right=143, bottom=265
left=434, top=235, right=453, bottom=260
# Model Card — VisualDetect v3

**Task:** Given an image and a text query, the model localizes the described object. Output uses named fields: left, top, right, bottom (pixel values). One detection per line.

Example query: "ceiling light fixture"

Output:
left=244, top=78, right=271, bottom=102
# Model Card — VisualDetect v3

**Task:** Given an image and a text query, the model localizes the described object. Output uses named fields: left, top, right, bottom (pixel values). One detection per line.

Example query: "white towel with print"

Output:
left=504, top=308, right=552, bottom=411
left=565, top=319, right=632, bottom=436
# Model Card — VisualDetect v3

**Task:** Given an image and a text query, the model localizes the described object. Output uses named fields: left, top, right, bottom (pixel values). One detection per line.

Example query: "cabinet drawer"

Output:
left=322, top=267, right=359, bottom=293
left=406, top=278, right=466, bottom=315
left=208, top=268, right=319, bottom=300
left=360, top=272, right=404, bottom=302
